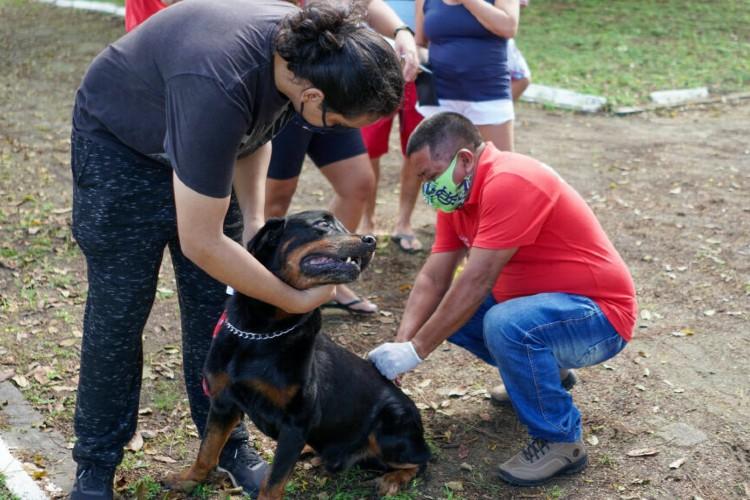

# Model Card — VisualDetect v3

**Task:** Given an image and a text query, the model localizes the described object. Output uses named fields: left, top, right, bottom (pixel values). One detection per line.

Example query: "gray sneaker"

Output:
left=498, top=438, right=587, bottom=486
left=490, top=370, right=578, bottom=404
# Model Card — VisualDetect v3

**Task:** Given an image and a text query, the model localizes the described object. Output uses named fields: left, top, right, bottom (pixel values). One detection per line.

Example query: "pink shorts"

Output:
left=361, top=81, right=423, bottom=159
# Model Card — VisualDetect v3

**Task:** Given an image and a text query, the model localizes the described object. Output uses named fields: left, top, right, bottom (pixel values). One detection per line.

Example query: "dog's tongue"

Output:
left=307, top=256, right=335, bottom=265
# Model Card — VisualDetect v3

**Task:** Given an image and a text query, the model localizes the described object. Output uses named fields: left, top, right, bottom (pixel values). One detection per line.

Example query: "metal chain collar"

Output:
left=222, top=314, right=310, bottom=341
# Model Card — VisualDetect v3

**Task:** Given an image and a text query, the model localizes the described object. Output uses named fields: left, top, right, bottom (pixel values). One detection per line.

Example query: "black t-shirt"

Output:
left=73, top=0, right=297, bottom=198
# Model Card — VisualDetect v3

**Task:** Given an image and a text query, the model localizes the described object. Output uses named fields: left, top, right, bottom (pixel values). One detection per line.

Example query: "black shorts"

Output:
left=268, top=121, right=367, bottom=180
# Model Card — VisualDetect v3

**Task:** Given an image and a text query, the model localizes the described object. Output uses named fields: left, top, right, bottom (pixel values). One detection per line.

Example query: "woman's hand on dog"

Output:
left=284, top=284, right=337, bottom=314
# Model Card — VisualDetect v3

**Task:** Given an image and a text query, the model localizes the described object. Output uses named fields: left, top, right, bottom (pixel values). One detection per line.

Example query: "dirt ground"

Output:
left=1, top=2, right=749, bottom=499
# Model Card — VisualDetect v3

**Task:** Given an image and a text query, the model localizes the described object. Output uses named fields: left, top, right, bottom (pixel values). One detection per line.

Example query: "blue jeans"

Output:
left=449, top=293, right=627, bottom=443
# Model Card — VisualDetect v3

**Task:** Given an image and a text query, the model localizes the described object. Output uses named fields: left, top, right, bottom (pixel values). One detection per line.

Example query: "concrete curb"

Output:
left=37, top=0, right=124, bottom=17
left=0, top=437, right=48, bottom=500
left=0, top=382, right=77, bottom=499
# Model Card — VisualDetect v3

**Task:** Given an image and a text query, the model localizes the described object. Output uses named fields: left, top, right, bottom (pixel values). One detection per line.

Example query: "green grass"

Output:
left=518, top=0, right=750, bottom=106
left=0, top=474, right=20, bottom=500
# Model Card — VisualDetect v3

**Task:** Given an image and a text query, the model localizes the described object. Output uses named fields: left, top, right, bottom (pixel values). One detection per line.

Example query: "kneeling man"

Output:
left=369, top=112, right=637, bottom=486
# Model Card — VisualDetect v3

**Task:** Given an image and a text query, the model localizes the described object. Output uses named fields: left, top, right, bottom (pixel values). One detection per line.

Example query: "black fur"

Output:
left=201, top=210, right=430, bottom=496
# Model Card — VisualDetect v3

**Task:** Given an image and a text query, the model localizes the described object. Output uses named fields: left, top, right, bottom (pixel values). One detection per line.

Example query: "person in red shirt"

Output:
left=124, top=0, right=177, bottom=33
left=368, top=112, right=637, bottom=486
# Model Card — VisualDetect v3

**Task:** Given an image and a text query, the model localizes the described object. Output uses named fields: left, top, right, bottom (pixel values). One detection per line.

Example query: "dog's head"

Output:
left=247, top=210, right=376, bottom=289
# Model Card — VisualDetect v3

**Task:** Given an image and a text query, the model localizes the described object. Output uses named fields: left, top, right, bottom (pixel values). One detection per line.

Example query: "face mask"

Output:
left=292, top=101, right=351, bottom=134
left=421, top=153, right=472, bottom=212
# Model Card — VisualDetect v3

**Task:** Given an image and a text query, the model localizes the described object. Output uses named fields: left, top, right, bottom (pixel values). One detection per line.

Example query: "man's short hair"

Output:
left=406, top=112, right=483, bottom=161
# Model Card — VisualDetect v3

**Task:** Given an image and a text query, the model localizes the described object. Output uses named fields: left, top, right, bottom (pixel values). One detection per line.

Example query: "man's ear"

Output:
left=457, top=148, right=475, bottom=178
left=246, top=217, right=286, bottom=263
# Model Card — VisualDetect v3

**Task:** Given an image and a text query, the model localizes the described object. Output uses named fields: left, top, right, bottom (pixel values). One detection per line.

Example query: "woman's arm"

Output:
left=233, top=142, right=271, bottom=244
left=414, top=0, right=427, bottom=47
left=460, top=0, right=519, bottom=39
left=173, top=173, right=335, bottom=313
left=366, top=0, right=419, bottom=81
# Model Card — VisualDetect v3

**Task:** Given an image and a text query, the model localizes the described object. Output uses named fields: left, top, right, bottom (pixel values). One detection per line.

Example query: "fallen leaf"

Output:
left=460, top=462, right=473, bottom=472
left=444, top=481, right=463, bottom=492
left=586, top=435, right=599, bottom=446
left=448, top=387, right=467, bottom=398
left=58, top=338, right=77, bottom=347
left=138, top=407, right=153, bottom=415
left=640, top=309, right=653, bottom=321
left=626, top=448, right=659, bottom=457
left=669, top=457, right=686, bottom=469
left=126, top=432, right=144, bottom=452
left=50, top=385, right=76, bottom=393
left=11, top=374, right=30, bottom=388
left=458, top=443, right=469, bottom=459
left=153, top=455, right=177, bottom=464
left=703, top=309, right=716, bottom=317
left=634, top=384, right=646, bottom=391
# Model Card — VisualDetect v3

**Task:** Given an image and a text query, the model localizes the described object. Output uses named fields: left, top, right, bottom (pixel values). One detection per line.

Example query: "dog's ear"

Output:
left=246, top=217, right=286, bottom=264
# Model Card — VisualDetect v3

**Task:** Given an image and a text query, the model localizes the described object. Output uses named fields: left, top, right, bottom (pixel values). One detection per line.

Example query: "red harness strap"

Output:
left=202, top=311, right=228, bottom=397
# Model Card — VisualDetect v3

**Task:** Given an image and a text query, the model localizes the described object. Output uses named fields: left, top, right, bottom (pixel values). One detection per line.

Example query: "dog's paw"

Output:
left=163, top=471, right=200, bottom=493
left=376, top=476, right=402, bottom=497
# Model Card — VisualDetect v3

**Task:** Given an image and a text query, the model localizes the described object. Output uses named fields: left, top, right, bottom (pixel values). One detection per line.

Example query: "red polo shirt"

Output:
left=125, top=0, right=167, bottom=32
left=432, top=144, right=637, bottom=341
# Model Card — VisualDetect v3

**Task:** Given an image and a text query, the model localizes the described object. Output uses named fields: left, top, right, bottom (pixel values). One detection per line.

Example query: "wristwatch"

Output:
left=393, top=25, right=415, bottom=38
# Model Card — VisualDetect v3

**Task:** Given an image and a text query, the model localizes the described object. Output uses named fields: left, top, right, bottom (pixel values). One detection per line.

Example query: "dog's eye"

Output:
left=313, top=220, right=330, bottom=230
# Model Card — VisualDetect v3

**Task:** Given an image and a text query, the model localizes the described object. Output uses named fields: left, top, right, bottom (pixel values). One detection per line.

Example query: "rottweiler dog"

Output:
left=167, top=210, right=430, bottom=499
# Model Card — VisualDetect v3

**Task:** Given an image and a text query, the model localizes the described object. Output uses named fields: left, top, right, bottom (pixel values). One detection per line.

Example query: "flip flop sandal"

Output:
left=391, top=234, right=423, bottom=254
left=321, top=299, right=378, bottom=315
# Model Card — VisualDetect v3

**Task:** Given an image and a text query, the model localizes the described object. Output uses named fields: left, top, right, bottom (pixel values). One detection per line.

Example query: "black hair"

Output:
left=406, top=112, right=484, bottom=161
left=275, top=3, right=404, bottom=119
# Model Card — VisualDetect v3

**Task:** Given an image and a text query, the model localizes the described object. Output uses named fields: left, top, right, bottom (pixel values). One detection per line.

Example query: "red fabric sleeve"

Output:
left=431, top=211, right=464, bottom=253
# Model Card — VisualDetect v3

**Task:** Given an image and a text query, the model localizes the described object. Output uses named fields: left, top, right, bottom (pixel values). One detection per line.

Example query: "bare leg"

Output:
left=264, top=177, right=299, bottom=219
left=320, top=154, right=378, bottom=314
left=511, top=77, right=531, bottom=102
left=478, top=120, right=514, bottom=152
left=392, top=155, right=422, bottom=252
left=360, top=156, right=381, bottom=234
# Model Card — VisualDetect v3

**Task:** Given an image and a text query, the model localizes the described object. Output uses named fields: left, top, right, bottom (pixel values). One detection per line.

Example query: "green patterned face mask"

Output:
left=421, top=154, right=472, bottom=212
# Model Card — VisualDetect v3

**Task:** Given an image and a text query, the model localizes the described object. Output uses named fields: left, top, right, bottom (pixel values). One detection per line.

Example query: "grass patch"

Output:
left=0, top=473, right=20, bottom=500
left=518, top=0, right=750, bottom=106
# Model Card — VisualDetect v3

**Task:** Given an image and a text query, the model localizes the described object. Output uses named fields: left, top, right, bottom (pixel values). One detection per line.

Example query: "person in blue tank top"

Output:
left=415, top=0, right=519, bottom=151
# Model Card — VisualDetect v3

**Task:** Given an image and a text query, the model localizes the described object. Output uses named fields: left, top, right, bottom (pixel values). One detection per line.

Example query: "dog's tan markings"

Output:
left=368, top=433, right=381, bottom=457
left=203, top=372, right=230, bottom=397
left=258, top=470, right=293, bottom=500
left=281, top=240, right=340, bottom=289
left=376, top=465, right=420, bottom=496
left=245, top=379, right=300, bottom=408
left=165, top=412, right=242, bottom=492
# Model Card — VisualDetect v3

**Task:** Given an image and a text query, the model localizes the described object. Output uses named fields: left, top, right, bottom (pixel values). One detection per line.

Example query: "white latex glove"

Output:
left=368, top=341, right=423, bottom=380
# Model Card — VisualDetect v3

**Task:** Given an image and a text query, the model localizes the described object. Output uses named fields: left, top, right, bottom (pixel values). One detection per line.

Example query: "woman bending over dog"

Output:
left=68, top=1, right=404, bottom=498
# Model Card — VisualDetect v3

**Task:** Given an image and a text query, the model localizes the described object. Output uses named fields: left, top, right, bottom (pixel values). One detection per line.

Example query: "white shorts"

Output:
left=417, top=98, right=515, bottom=126
left=508, top=39, right=531, bottom=81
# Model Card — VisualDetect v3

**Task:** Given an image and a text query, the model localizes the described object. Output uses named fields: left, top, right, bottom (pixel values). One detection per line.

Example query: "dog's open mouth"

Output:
left=301, top=254, right=363, bottom=277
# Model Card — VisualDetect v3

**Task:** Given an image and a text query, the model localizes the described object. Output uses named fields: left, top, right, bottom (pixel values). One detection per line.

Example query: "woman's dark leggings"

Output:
left=70, top=131, right=248, bottom=468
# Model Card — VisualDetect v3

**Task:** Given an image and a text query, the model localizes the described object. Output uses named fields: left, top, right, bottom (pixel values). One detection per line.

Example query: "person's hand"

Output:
left=394, top=30, right=419, bottom=82
left=368, top=341, right=423, bottom=380
left=284, top=285, right=336, bottom=314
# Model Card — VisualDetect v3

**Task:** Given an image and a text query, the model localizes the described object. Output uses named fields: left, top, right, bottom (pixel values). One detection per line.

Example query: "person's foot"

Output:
left=498, top=438, right=587, bottom=486
left=391, top=232, right=423, bottom=254
left=323, top=285, right=377, bottom=314
left=217, top=440, right=269, bottom=497
left=70, top=463, right=115, bottom=500
left=490, top=369, right=577, bottom=404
